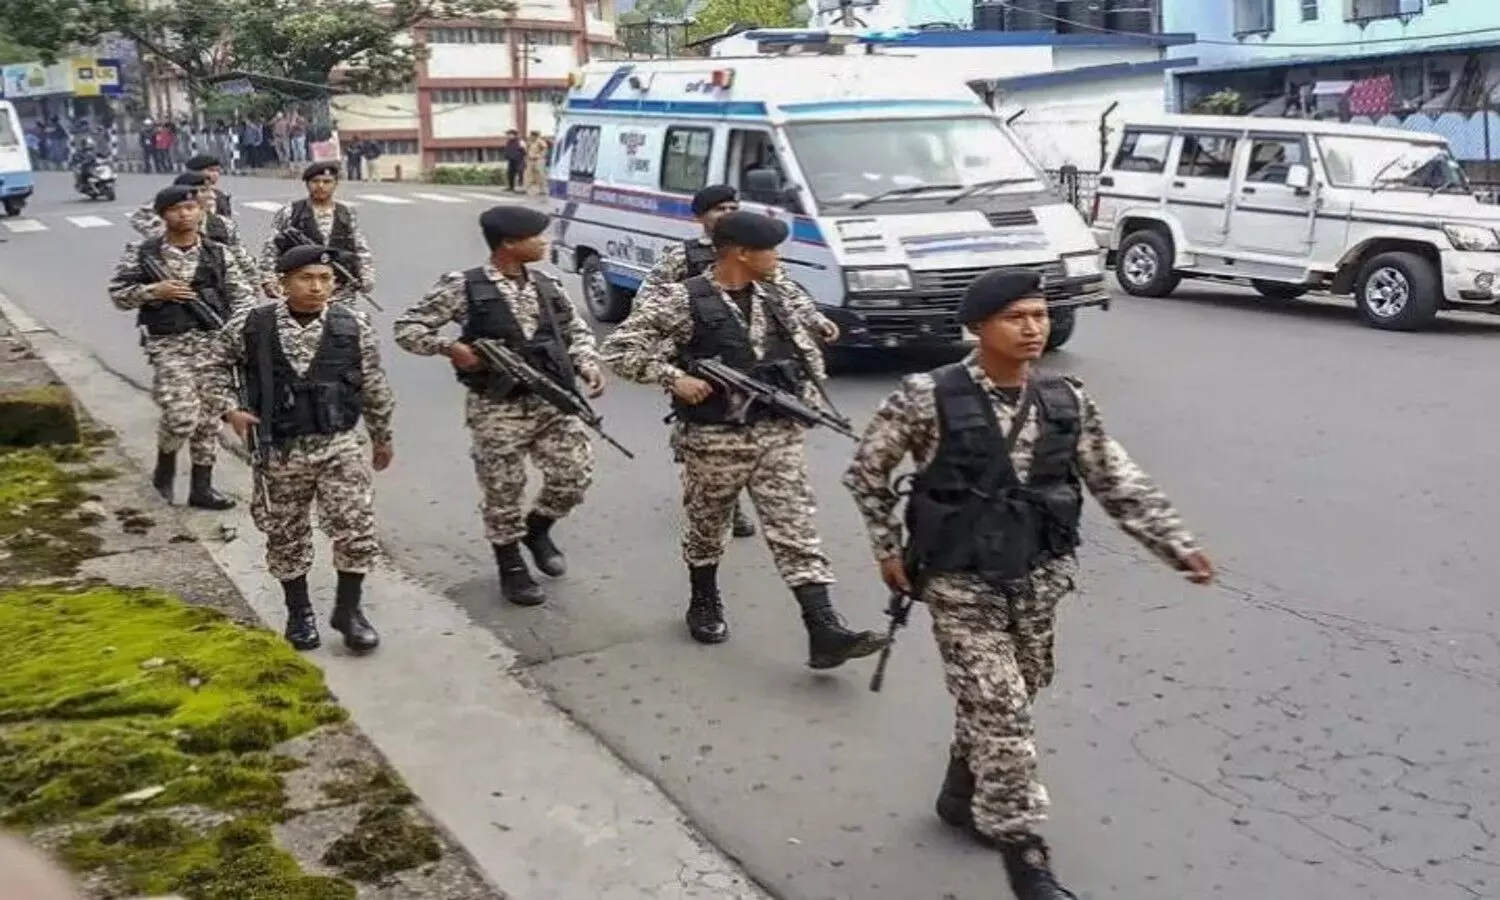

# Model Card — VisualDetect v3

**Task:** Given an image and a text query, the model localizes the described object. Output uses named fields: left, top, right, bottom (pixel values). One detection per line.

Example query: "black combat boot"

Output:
left=730, top=499, right=756, bottom=538
left=793, top=583, right=891, bottom=670
left=329, top=571, right=380, bottom=654
left=493, top=542, right=545, bottom=606
left=151, top=449, right=177, bottom=503
left=1000, top=835, right=1078, bottom=900
left=187, top=464, right=236, bottom=510
left=935, top=753, right=977, bottom=830
left=686, top=564, right=728, bottom=644
left=281, top=575, right=320, bottom=651
left=521, top=511, right=566, bottom=577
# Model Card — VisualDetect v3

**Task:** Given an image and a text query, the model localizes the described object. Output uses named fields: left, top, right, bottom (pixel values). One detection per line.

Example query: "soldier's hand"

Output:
left=581, top=368, right=606, bottom=399
left=447, top=341, right=482, bottom=372
left=670, top=375, right=714, bottom=405
left=879, top=555, right=912, bottom=594
left=817, top=318, right=840, bottom=343
left=224, top=409, right=259, bottom=442
left=262, top=281, right=284, bottom=298
left=148, top=280, right=195, bottom=302
left=1180, top=550, right=1215, bottom=585
left=372, top=442, right=393, bottom=472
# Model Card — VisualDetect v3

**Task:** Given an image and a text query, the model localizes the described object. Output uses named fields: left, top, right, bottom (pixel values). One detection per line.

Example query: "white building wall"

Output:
left=511, top=0, right=574, bottom=23
left=998, top=75, right=1172, bottom=171
left=330, top=93, right=420, bottom=131
left=1051, top=45, right=1163, bottom=71
left=526, top=101, right=559, bottom=135
left=426, top=44, right=514, bottom=80
left=527, top=44, right=577, bottom=80
left=430, top=103, right=515, bottom=139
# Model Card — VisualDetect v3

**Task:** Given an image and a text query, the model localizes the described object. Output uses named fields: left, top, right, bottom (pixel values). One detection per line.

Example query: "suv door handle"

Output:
left=1241, top=186, right=1257, bottom=194
left=1171, top=180, right=1186, bottom=188
left=1099, top=176, right=1115, bottom=187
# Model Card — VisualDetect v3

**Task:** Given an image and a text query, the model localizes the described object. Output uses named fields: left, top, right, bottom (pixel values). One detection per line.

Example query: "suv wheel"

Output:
left=581, top=254, right=633, bottom=324
left=1354, top=252, right=1440, bottom=331
left=1251, top=280, right=1308, bottom=301
left=1045, top=307, right=1076, bottom=352
left=1116, top=230, right=1181, bottom=297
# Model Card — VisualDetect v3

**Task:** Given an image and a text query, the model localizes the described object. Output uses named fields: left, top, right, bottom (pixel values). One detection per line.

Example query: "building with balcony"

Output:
left=332, top=0, right=620, bottom=175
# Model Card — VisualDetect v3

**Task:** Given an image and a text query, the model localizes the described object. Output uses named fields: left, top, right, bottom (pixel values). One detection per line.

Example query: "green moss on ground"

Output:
left=322, top=803, right=443, bottom=882
left=0, top=383, right=82, bottom=446
left=0, top=448, right=109, bottom=581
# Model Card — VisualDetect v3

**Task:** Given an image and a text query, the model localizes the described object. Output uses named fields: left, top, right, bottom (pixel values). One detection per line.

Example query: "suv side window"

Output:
left=1112, top=130, right=1171, bottom=173
left=1245, top=136, right=1306, bottom=184
left=1176, top=134, right=1238, bottom=180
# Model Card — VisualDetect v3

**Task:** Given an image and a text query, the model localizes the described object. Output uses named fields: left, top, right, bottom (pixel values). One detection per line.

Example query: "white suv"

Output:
left=1092, top=114, right=1500, bottom=331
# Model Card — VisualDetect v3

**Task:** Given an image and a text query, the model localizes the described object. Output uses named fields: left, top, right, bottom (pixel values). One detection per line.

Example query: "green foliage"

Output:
left=688, top=0, right=801, bottom=41
left=427, top=165, right=509, bottom=185
left=0, top=447, right=107, bottom=582
left=617, top=0, right=692, bottom=56
left=0, top=25, right=40, bottom=65
left=0, top=0, right=515, bottom=95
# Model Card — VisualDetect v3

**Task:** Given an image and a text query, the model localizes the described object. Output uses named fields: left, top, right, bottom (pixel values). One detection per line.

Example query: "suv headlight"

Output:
left=844, top=267, right=912, bottom=293
left=1442, top=223, right=1500, bottom=252
left=1062, top=251, right=1103, bottom=278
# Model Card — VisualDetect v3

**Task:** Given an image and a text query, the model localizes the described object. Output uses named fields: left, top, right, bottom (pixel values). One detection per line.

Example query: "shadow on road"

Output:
left=1157, top=286, right=1500, bottom=336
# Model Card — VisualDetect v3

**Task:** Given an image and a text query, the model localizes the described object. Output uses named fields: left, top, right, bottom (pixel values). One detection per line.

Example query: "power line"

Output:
left=988, top=1, right=1500, bottom=49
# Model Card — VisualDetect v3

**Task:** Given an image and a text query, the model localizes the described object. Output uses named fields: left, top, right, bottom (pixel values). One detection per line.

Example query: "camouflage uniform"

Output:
left=259, top=201, right=375, bottom=306
left=640, top=239, right=836, bottom=336
left=107, top=238, right=255, bottom=467
left=206, top=302, right=395, bottom=581
left=128, top=204, right=260, bottom=286
left=842, top=353, right=1200, bottom=841
left=392, top=266, right=601, bottom=550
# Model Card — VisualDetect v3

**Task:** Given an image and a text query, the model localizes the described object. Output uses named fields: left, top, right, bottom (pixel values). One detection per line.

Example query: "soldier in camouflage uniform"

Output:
left=127, top=172, right=260, bottom=286
left=259, top=162, right=376, bottom=307
left=108, top=185, right=254, bottom=509
left=842, top=268, right=1215, bottom=900
left=393, top=205, right=605, bottom=607
left=638, top=184, right=843, bottom=541
left=126, top=154, right=233, bottom=233
left=211, top=244, right=395, bottom=654
left=601, top=210, right=887, bottom=669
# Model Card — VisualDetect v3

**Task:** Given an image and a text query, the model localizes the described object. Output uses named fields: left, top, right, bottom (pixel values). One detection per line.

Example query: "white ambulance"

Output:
left=547, top=29, right=1108, bottom=352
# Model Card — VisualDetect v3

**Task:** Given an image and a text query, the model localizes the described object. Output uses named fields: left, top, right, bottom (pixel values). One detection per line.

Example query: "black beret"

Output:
left=710, top=211, right=788, bottom=251
left=691, top=184, right=738, bottom=216
left=957, top=268, right=1045, bottom=326
left=479, top=205, right=550, bottom=241
left=173, top=172, right=209, bottom=187
left=153, top=185, right=200, bottom=214
left=184, top=154, right=221, bottom=171
left=302, top=161, right=341, bottom=182
left=276, top=245, right=340, bottom=274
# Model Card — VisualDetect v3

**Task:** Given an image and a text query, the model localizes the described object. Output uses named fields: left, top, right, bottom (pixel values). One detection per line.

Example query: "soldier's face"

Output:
left=698, top=202, right=739, bottom=234
left=738, top=247, right=779, bottom=279
left=282, top=265, right=336, bottom=310
left=161, top=201, right=202, bottom=234
left=307, top=174, right=337, bottom=202
left=203, top=166, right=221, bottom=185
left=973, top=297, right=1050, bottom=361
left=195, top=188, right=215, bottom=211
left=504, top=234, right=547, bottom=263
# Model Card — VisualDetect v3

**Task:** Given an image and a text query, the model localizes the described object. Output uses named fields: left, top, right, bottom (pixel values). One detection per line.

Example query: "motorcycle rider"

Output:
left=70, top=138, right=102, bottom=194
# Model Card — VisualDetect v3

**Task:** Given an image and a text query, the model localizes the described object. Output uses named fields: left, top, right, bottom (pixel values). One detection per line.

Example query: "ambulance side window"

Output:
left=566, top=124, right=602, bottom=181
left=660, top=126, right=713, bottom=194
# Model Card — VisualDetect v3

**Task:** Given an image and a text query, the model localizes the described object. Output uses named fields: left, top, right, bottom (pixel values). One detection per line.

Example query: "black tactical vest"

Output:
left=275, top=200, right=360, bottom=285
left=204, top=214, right=231, bottom=246
left=456, top=268, right=576, bottom=398
left=905, top=366, right=1084, bottom=584
left=134, top=238, right=231, bottom=337
left=681, top=239, right=715, bottom=278
left=214, top=189, right=232, bottom=218
left=242, top=303, right=364, bottom=443
left=671, top=276, right=805, bottom=426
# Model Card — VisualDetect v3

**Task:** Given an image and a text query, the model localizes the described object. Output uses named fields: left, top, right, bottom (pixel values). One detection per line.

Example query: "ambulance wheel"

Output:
left=2, top=198, right=22, bottom=217
left=581, top=255, right=632, bottom=324
left=1044, top=308, right=1076, bottom=352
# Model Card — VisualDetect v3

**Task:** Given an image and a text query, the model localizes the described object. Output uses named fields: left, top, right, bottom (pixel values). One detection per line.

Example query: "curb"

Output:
left=0, top=289, right=777, bottom=900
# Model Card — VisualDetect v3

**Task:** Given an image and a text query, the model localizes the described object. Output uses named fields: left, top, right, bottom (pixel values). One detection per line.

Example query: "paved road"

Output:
left=6, top=171, right=1498, bottom=900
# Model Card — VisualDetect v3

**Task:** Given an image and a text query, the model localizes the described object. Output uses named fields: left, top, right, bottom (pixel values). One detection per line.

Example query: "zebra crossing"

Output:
left=0, top=190, right=542, bottom=236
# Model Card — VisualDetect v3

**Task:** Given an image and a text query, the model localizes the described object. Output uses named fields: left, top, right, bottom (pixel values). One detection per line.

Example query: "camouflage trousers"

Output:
left=250, top=430, right=381, bottom=581
left=922, top=558, right=1077, bottom=839
left=467, top=392, right=594, bottom=546
left=676, top=420, right=833, bottom=587
left=143, top=331, right=228, bottom=466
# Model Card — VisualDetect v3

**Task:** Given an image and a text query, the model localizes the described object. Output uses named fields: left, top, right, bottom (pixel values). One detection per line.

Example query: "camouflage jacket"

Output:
left=638, top=238, right=834, bottom=337
left=106, top=237, right=255, bottom=319
left=258, top=201, right=375, bottom=295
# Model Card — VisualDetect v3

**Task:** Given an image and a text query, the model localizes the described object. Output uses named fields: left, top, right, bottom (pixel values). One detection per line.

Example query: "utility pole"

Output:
left=838, top=0, right=855, bottom=27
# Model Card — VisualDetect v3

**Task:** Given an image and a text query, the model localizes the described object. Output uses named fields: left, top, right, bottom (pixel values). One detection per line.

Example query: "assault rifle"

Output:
left=689, top=358, right=857, bottom=439
left=470, top=339, right=635, bottom=459
left=277, top=227, right=384, bottom=311
left=868, top=588, right=915, bottom=693
left=139, top=255, right=226, bottom=331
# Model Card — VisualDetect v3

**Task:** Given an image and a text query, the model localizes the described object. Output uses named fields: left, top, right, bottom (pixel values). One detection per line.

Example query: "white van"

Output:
left=548, top=29, right=1108, bottom=352
left=1094, top=113, right=1500, bottom=331
left=0, top=100, right=34, bottom=217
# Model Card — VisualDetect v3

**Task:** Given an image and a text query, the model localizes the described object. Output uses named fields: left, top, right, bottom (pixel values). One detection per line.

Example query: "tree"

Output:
left=0, top=26, right=39, bottom=65
left=617, top=0, right=692, bottom=56
left=687, top=0, right=799, bottom=41
left=0, top=0, right=514, bottom=96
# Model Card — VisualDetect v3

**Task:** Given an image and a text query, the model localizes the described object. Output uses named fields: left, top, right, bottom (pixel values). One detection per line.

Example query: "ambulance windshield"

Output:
left=783, top=116, right=1044, bottom=209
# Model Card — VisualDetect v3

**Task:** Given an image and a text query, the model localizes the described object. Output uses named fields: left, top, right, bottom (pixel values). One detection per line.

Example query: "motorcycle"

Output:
left=76, top=159, right=117, bottom=202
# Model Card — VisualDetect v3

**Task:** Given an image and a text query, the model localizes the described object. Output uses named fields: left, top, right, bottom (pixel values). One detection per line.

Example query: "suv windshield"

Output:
left=1315, top=135, right=1470, bottom=193
left=783, top=117, right=1044, bottom=209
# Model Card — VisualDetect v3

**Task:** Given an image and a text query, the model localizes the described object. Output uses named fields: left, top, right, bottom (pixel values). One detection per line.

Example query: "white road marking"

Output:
left=412, top=192, right=469, bottom=203
left=357, top=193, right=414, bottom=205
left=2, top=218, right=47, bottom=233
left=459, top=191, right=514, bottom=201
left=66, top=215, right=114, bottom=228
left=241, top=200, right=284, bottom=212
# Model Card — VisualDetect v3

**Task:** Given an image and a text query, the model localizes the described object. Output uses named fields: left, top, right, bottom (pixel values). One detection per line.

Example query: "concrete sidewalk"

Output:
left=0, top=291, right=774, bottom=900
